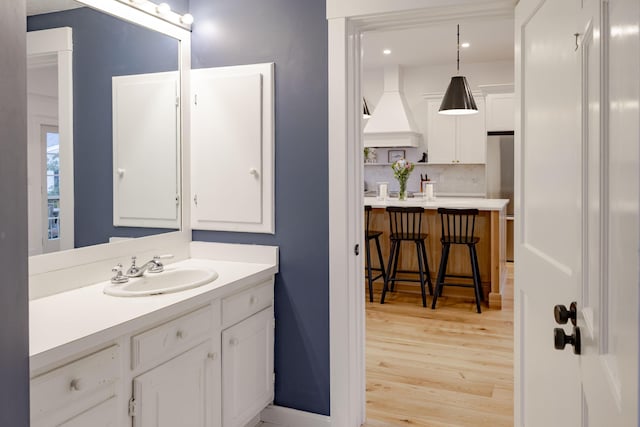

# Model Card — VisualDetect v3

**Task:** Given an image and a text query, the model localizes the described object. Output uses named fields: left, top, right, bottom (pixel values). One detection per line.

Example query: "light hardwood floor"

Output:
left=364, top=264, right=514, bottom=427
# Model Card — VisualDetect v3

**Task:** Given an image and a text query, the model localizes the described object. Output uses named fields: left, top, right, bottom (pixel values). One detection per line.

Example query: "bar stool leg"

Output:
left=415, top=241, right=427, bottom=307
left=432, top=243, right=450, bottom=309
left=374, top=236, right=386, bottom=283
left=468, top=245, right=482, bottom=313
left=381, top=240, right=397, bottom=304
left=390, top=240, right=401, bottom=292
left=365, top=238, right=374, bottom=303
left=419, top=240, right=433, bottom=295
left=471, top=245, right=484, bottom=302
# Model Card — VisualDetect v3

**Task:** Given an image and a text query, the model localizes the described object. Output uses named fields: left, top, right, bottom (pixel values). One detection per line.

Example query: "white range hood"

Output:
left=364, top=65, right=422, bottom=148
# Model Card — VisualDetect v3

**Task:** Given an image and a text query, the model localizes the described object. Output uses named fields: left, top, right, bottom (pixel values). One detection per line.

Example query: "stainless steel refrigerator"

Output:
left=486, top=132, right=514, bottom=261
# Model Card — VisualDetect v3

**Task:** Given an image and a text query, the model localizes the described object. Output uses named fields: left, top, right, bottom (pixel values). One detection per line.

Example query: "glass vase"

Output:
left=398, top=179, right=408, bottom=201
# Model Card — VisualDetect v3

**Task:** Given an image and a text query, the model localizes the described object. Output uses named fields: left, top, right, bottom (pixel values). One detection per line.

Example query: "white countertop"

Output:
left=30, top=257, right=277, bottom=368
left=364, top=196, right=509, bottom=211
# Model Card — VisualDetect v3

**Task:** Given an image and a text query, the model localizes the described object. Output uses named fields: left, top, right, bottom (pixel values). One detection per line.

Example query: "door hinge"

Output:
left=128, top=397, right=137, bottom=417
left=354, top=244, right=360, bottom=256
left=176, top=96, right=180, bottom=108
left=175, top=194, right=180, bottom=206
left=193, top=194, right=198, bottom=206
left=194, top=94, right=198, bottom=106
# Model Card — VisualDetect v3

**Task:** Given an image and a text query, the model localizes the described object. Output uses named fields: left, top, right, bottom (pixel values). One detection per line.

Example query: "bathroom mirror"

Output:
left=26, top=0, right=184, bottom=256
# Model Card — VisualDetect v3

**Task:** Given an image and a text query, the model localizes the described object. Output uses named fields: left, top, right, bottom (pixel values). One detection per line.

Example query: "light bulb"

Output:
left=156, top=2, right=171, bottom=14
left=383, top=49, right=392, bottom=55
left=181, top=13, right=194, bottom=25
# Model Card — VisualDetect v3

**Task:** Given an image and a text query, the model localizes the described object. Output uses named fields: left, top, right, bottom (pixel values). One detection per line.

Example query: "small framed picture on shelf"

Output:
left=388, top=149, right=406, bottom=163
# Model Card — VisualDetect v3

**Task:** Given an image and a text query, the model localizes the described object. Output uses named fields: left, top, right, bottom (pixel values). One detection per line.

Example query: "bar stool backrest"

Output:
left=386, top=206, right=425, bottom=239
left=437, top=207, right=480, bottom=244
left=365, top=205, right=373, bottom=235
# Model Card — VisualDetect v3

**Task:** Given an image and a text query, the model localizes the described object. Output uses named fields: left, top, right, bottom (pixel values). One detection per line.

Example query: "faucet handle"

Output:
left=111, top=264, right=128, bottom=284
left=126, top=256, right=140, bottom=276
left=149, top=254, right=173, bottom=273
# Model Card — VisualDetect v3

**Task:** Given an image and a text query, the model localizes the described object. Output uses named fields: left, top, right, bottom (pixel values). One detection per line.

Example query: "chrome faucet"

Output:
left=126, top=255, right=174, bottom=278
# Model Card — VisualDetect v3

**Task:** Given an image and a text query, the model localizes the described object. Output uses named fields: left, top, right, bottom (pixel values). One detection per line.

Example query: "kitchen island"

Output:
left=365, top=196, right=509, bottom=309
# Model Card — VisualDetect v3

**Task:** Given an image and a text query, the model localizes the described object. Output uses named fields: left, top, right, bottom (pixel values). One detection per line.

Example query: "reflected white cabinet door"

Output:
left=222, top=307, right=274, bottom=427
left=133, top=341, right=214, bottom=427
left=112, top=71, right=180, bottom=228
left=191, top=63, right=275, bottom=234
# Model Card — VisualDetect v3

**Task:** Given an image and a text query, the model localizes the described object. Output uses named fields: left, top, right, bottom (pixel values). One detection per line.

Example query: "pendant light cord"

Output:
left=456, top=24, right=460, bottom=74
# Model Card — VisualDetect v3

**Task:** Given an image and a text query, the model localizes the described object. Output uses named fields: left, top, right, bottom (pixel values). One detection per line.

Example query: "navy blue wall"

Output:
left=0, top=0, right=29, bottom=424
left=28, top=8, right=179, bottom=247
left=190, top=0, right=330, bottom=416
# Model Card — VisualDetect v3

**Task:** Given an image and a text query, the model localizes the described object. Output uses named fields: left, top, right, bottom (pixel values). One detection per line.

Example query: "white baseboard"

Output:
left=260, top=405, right=331, bottom=427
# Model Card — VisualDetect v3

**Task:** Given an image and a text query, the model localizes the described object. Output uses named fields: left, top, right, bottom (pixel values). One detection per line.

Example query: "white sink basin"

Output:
left=104, top=267, right=218, bottom=297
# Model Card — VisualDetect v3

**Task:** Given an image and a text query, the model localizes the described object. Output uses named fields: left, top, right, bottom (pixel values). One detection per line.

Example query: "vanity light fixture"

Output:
left=181, top=13, right=194, bottom=25
left=439, top=24, right=478, bottom=115
left=116, top=0, right=193, bottom=30
left=363, top=98, right=371, bottom=119
left=156, top=2, right=171, bottom=14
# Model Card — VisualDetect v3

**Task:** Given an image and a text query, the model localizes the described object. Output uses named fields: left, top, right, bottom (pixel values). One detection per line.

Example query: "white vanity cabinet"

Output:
left=221, top=281, right=275, bottom=427
left=30, top=345, right=120, bottom=427
left=132, top=341, right=216, bottom=427
left=426, top=97, right=487, bottom=164
left=129, top=304, right=220, bottom=427
left=30, top=273, right=276, bottom=427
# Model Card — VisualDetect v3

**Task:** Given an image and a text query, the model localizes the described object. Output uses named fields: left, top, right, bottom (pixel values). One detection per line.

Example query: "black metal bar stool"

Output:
left=380, top=206, right=433, bottom=307
left=431, top=207, right=484, bottom=313
left=365, top=205, right=386, bottom=302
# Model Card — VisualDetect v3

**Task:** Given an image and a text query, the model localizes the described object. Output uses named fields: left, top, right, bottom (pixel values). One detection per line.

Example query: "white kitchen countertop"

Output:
left=364, top=196, right=509, bottom=211
left=29, top=257, right=277, bottom=369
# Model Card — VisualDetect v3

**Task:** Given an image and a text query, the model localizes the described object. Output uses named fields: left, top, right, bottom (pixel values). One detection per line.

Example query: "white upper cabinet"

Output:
left=426, top=96, right=486, bottom=164
left=485, top=93, right=515, bottom=132
left=191, top=63, right=275, bottom=234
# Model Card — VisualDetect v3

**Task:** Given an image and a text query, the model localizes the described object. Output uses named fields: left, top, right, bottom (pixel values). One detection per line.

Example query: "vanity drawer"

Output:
left=131, top=305, right=213, bottom=370
left=222, top=280, right=274, bottom=328
left=31, top=345, right=120, bottom=423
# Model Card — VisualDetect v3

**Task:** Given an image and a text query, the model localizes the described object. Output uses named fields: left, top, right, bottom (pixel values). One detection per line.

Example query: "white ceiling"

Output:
left=27, top=0, right=82, bottom=16
left=363, top=18, right=514, bottom=69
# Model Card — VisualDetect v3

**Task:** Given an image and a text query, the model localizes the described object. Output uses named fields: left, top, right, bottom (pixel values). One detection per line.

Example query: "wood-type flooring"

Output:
left=363, top=264, right=514, bottom=427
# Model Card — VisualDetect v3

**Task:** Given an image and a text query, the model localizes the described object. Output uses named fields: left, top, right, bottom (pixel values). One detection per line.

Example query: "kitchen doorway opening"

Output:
left=330, top=6, right=513, bottom=426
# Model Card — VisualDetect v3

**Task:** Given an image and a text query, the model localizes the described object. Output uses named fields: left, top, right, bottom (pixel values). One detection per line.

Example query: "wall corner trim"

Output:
left=260, top=405, right=331, bottom=427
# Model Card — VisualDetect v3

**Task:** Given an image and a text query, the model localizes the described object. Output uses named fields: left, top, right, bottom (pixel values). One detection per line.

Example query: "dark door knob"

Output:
left=554, top=326, right=581, bottom=355
left=554, top=302, right=577, bottom=326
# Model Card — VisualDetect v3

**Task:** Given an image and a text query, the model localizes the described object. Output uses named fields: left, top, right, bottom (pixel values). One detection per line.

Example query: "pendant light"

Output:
left=439, top=24, right=478, bottom=115
left=363, top=98, right=371, bottom=119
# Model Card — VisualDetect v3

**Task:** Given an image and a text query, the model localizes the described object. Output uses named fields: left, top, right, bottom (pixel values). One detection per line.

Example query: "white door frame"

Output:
left=327, top=2, right=515, bottom=425
left=27, top=27, right=74, bottom=252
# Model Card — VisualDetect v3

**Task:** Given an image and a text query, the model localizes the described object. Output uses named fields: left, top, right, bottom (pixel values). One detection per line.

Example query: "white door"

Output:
left=133, top=341, right=214, bottom=427
left=515, top=0, right=638, bottom=426
left=222, top=308, right=274, bottom=427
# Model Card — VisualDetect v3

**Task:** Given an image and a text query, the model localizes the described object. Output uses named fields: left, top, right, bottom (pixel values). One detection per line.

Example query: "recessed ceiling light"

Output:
left=461, top=42, right=470, bottom=48
left=383, top=49, right=392, bottom=55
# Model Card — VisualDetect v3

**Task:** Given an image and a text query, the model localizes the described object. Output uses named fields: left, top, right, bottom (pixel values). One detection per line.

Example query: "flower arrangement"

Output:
left=391, top=158, right=414, bottom=200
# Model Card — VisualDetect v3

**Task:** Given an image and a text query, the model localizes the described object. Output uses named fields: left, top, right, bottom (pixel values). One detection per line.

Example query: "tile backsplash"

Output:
left=364, top=148, right=486, bottom=196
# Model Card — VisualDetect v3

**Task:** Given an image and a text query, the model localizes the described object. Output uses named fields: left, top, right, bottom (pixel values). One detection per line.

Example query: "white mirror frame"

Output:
left=28, top=0, right=192, bottom=294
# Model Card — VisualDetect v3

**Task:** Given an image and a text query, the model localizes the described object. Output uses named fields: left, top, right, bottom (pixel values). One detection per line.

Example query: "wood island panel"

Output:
left=367, top=207, right=506, bottom=309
